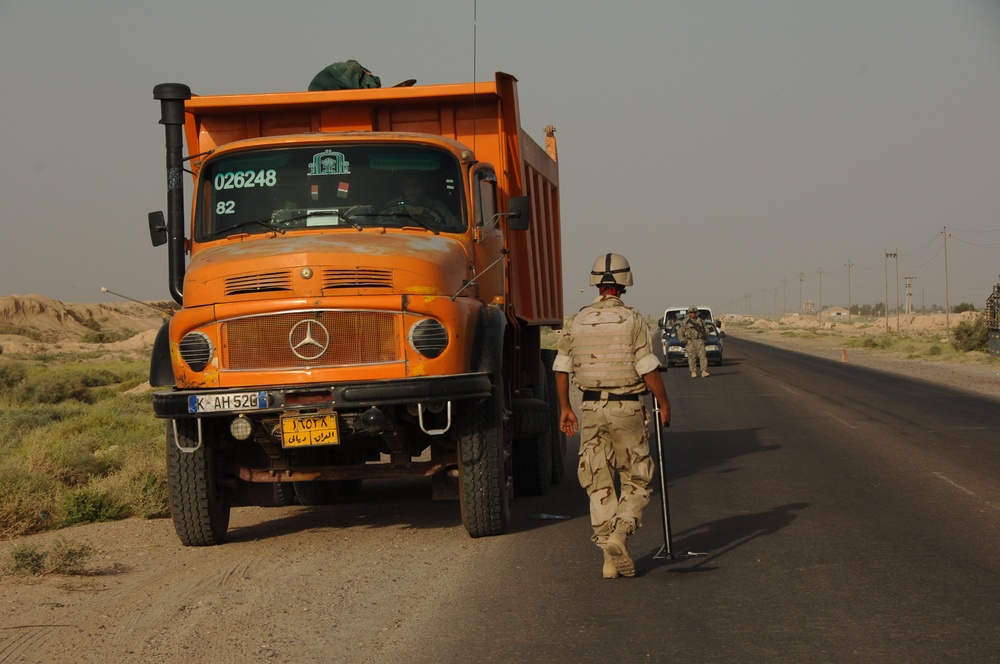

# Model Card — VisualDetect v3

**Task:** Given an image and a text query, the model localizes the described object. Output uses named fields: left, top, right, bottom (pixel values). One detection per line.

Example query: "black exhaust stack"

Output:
left=153, top=83, right=191, bottom=305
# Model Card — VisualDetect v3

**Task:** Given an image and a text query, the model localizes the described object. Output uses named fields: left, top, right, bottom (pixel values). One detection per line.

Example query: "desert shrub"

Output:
left=0, top=363, right=28, bottom=391
left=58, top=489, right=127, bottom=527
left=13, top=369, right=94, bottom=404
left=848, top=335, right=899, bottom=351
left=7, top=364, right=139, bottom=406
left=0, top=405, right=81, bottom=441
left=0, top=377, right=165, bottom=536
left=6, top=538, right=94, bottom=575
left=0, top=324, right=45, bottom=341
left=951, top=314, right=989, bottom=353
left=83, top=329, right=136, bottom=344
left=80, top=318, right=102, bottom=331
left=927, top=345, right=943, bottom=356
left=7, top=543, right=48, bottom=575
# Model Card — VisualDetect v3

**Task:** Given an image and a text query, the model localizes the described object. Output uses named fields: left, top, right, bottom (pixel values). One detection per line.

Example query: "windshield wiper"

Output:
left=214, top=219, right=287, bottom=237
left=374, top=211, right=440, bottom=235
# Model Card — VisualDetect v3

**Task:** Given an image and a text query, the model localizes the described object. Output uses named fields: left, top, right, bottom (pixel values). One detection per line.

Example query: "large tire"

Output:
left=272, top=482, right=296, bottom=507
left=458, top=379, right=511, bottom=537
left=541, top=349, right=568, bottom=485
left=167, top=419, right=232, bottom=546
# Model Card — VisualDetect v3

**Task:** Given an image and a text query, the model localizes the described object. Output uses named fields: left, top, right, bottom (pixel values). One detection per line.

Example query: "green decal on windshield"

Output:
left=308, top=150, right=351, bottom=176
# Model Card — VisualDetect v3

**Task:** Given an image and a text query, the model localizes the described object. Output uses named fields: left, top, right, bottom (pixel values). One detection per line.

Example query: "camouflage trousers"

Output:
left=686, top=339, right=708, bottom=372
left=577, top=398, right=655, bottom=547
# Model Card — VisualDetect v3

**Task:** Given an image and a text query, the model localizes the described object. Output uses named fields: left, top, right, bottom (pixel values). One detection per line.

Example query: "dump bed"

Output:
left=181, top=72, right=562, bottom=326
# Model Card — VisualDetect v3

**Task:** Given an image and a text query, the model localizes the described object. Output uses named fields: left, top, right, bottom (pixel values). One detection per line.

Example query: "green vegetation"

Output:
left=5, top=537, right=95, bottom=576
left=0, top=358, right=167, bottom=538
left=0, top=323, right=48, bottom=342
left=952, top=314, right=989, bottom=353
left=83, top=328, right=137, bottom=344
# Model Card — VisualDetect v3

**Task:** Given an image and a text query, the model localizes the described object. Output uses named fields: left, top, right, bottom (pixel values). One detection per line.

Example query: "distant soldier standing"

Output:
left=680, top=306, right=710, bottom=378
left=554, top=254, right=671, bottom=579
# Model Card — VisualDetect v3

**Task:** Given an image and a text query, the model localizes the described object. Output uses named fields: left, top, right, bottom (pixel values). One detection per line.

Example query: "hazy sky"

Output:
left=2, top=0, right=999, bottom=318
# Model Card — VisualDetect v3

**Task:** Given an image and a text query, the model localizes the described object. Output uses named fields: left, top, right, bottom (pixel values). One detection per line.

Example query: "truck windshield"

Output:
left=196, top=145, right=465, bottom=240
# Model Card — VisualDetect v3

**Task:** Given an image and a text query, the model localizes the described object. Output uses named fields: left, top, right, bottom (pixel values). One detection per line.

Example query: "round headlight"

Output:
left=179, top=331, right=214, bottom=371
left=408, top=318, right=448, bottom=358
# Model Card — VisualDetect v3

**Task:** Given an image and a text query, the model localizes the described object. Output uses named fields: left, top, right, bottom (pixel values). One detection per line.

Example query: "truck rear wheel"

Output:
left=166, top=419, right=231, bottom=546
left=458, top=379, right=511, bottom=537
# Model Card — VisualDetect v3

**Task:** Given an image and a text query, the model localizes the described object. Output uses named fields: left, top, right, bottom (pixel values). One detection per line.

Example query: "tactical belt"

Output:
left=582, top=390, right=641, bottom=402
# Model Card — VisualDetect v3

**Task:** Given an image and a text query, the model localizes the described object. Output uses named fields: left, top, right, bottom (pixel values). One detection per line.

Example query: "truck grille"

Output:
left=221, top=310, right=402, bottom=370
left=225, top=271, right=294, bottom=295
left=323, top=268, right=393, bottom=290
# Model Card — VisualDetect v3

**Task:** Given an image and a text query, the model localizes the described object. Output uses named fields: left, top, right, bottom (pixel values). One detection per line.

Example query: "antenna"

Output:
left=100, top=287, right=174, bottom=316
left=472, top=0, right=478, bottom=153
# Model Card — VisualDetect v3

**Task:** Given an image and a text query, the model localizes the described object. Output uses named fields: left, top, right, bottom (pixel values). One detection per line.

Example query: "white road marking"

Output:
left=933, top=472, right=975, bottom=496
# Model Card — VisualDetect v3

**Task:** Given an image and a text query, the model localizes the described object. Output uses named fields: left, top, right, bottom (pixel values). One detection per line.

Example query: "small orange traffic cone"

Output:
left=842, top=348, right=848, bottom=363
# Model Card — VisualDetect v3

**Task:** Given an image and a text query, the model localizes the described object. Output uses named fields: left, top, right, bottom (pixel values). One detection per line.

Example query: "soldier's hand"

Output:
left=560, top=409, right=579, bottom=436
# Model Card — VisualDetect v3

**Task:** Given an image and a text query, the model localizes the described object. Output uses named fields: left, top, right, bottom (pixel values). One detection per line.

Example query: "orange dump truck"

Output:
left=147, top=72, right=564, bottom=545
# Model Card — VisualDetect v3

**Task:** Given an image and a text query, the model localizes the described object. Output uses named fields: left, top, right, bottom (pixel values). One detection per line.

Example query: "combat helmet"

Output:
left=589, top=253, right=633, bottom=287
left=687, top=306, right=698, bottom=313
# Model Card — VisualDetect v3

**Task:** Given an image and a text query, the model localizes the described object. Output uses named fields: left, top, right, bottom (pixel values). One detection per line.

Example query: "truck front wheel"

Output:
left=166, top=419, right=232, bottom=546
left=458, top=378, right=512, bottom=537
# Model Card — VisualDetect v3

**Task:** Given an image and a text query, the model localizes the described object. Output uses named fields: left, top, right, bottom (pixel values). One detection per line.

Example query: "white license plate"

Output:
left=188, top=391, right=268, bottom=413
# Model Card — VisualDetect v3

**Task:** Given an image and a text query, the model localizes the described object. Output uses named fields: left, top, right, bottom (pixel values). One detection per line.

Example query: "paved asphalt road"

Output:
left=375, top=336, right=1000, bottom=663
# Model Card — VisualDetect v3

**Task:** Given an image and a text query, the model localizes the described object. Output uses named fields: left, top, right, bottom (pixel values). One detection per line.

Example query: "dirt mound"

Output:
left=0, top=294, right=169, bottom=343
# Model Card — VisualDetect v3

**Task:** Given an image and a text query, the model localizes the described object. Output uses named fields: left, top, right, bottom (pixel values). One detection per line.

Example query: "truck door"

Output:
left=471, top=167, right=505, bottom=305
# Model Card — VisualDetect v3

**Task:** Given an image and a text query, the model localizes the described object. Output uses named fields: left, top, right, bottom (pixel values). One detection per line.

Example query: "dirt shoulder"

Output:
left=727, top=313, right=1000, bottom=400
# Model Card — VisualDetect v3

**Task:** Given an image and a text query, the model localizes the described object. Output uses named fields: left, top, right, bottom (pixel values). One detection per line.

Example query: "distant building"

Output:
left=823, top=306, right=849, bottom=319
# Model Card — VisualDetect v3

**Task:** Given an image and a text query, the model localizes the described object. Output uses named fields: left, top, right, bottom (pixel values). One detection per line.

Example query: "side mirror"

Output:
left=507, top=196, right=530, bottom=231
left=148, top=211, right=168, bottom=247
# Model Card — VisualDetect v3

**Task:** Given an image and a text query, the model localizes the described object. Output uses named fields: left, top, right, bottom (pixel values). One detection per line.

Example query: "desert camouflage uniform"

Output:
left=553, top=295, right=660, bottom=546
left=680, top=316, right=709, bottom=374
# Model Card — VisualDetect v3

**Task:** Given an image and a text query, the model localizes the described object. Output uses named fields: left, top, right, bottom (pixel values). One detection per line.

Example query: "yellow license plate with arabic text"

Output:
left=280, top=413, right=339, bottom=447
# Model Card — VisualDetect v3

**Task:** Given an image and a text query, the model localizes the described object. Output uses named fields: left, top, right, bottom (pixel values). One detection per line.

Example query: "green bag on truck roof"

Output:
left=308, top=60, right=381, bottom=91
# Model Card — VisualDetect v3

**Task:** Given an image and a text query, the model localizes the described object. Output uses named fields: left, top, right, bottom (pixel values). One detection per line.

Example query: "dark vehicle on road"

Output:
left=661, top=320, right=724, bottom=367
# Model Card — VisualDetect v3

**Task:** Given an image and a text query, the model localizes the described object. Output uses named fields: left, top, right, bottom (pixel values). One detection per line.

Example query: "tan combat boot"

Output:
left=701, top=370, right=710, bottom=377
left=604, top=531, right=635, bottom=577
left=602, top=550, right=619, bottom=579
left=690, top=371, right=697, bottom=378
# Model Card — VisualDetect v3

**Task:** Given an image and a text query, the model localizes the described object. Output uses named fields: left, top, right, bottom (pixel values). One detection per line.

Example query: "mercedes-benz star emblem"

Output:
left=288, top=319, right=330, bottom=360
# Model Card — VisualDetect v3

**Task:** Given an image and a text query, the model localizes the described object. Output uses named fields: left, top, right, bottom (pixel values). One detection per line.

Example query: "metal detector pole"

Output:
left=652, top=396, right=705, bottom=561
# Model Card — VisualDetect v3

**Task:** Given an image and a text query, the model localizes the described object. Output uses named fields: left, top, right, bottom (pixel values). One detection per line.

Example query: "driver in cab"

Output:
left=382, top=172, right=459, bottom=229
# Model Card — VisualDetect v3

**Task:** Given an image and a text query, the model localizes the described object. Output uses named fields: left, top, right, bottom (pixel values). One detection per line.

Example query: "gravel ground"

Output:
left=728, top=329, right=1000, bottom=401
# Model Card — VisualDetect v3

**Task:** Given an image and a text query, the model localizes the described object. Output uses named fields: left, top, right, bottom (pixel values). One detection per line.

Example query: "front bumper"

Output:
left=152, top=372, right=491, bottom=419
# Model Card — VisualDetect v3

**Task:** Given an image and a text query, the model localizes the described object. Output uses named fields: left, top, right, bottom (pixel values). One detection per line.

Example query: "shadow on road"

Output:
left=656, top=427, right=781, bottom=482
left=641, top=502, right=809, bottom=574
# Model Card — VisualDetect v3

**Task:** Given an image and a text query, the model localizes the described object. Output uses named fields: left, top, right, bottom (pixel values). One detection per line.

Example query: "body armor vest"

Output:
left=569, top=303, right=641, bottom=389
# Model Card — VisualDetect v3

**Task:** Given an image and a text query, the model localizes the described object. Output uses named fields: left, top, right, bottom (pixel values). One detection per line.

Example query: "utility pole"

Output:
left=817, top=268, right=824, bottom=318
left=798, top=272, right=805, bottom=314
left=943, top=226, right=950, bottom=340
left=846, top=260, right=853, bottom=323
left=905, top=275, right=914, bottom=315
left=761, top=288, right=767, bottom=318
left=782, top=277, right=788, bottom=315
left=894, top=248, right=900, bottom=333
left=773, top=285, right=779, bottom=320
left=884, top=250, right=896, bottom=332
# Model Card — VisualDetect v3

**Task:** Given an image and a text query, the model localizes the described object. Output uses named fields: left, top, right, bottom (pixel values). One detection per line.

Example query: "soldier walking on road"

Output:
left=553, top=253, right=671, bottom=579
left=680, top=306, right=710, bottom=378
